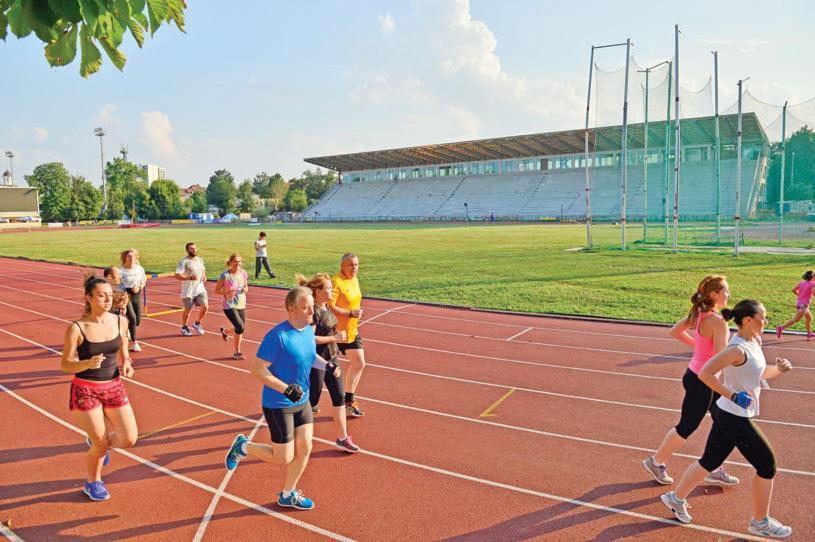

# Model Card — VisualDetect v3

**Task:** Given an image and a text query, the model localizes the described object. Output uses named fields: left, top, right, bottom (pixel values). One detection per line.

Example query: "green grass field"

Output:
left=0, top=223, right=812, bottom=328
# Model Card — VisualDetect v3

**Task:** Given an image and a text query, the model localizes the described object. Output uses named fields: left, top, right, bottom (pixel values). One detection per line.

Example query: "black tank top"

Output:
left=74, top=319, right=122, bottom=381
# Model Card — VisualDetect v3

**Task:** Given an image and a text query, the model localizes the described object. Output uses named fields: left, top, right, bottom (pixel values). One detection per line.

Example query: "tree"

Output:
left=205, top=169, right=237, bottom=215
left=189, top=190, right=207, bottom=213
left=269, top=174, right=288, bottom=210
left=765, top=126, right=815, bottom=204
left=25, top=162, right=72, bottom=221
left=105, top=157, right=146, bottom=219
left=149, top=178, right=183, bottom=218
left=288, top=168, right=336, bottom=205
left=0, top=0, right=187, bottom=77
left=283, top=188, right=308, bottom=212
left=237, top=179, right=256, bottom=213
left=68, top=175, right=103, bottom=221
left=251, top=172, right=274, bottom=199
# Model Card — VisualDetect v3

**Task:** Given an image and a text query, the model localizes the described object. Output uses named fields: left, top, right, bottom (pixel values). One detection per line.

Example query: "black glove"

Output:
left=325, top=362, right=340, bottom=377
left=283, top=383, right=304, bottom=402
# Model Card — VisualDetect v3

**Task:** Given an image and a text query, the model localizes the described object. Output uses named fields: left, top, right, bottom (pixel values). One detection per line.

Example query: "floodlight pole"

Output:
left=779, top=101, right=787, bottom=244
left=672, top=24, right=681, bottom=253
left=584, top=41, right=628, bottom=250
left=4, top=150, right=15, bottom=187
left=638, top=60, right=670, bottom=244
left=94, top=127, right=107, bottom=213
left=735, top=78, right=749, bottom=257
left=712, top=51, right=722, bottom=242
left=620, top=38, right=632, bottom=251
left=664, top=61, right=672, bottom=244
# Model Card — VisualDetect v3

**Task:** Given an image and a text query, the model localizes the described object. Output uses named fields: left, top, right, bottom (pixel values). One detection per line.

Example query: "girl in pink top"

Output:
left=776, top=270, right=814, bottom=339
left=642, top=275, right=739, bottom=487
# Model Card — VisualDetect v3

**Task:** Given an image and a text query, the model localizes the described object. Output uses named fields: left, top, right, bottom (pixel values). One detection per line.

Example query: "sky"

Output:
left=2, top=0, right=813, bottom=188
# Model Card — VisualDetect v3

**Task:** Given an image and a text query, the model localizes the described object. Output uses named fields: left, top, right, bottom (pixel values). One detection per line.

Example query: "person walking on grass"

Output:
left=296, top=272, right=360, bottom=452
left=216, top=253, right=249, bottom=360
left=661, top=299, right=794, bottom=539
left=118, top=249, right=147, bottom=352
left=224, top=286, right=335, bottom=510
left=174, top=242, right=208, bottom=337
left=642, top=275, right=739, bottom=487
left=61, top=275, right=138, bottom=501
left=776, top=269, right=814, bottom=340
left=254, top=231, right=276, bottom=279
left=331, top=252, right=366, bottom=418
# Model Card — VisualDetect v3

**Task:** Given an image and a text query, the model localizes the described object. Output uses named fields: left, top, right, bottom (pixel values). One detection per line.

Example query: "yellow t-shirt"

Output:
left=331, top=273, right=362, bottom=343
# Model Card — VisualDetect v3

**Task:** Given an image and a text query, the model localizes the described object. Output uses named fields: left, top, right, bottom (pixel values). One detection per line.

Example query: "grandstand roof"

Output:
left=305, top=113, right=767, bottom=172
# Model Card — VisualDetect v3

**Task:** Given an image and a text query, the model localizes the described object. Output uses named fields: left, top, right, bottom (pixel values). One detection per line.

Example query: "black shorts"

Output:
left=263, top=402, right=313, bottom=444
left=337, top=335, right=363, bottom=354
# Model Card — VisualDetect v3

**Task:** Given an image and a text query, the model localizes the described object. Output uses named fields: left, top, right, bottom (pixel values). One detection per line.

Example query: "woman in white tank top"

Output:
left=659, top=300, right=795, bottom=539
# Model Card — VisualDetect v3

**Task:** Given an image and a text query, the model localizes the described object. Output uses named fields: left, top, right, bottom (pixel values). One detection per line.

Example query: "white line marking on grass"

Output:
left=506, top=326, right=533, bottom=340
left=193, top=416, right=266, bottom=542
left=4, top=327, right=813, bottom=479
left=0, top=382, right=354, bottom=541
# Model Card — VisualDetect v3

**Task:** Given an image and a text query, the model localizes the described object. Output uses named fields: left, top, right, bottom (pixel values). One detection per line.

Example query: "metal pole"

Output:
left=4, top=151, right=14, bottom=186
left=620, top=38, right=631, bottom=251
left=94, top=127, right=107, bottom=214
left=713, top=51, right=721, bottom=242
left=779, top=101, right=787, bottom=244
left=584, top=45, right=596, bottom=249
left=664, top=61, right=672, bottom=244
left=791, top=151, right=795, bottom=185
left=643, top=68, right=649, bottom=241
left=735, top=78, right=746, bottom=257
left=672, top=25, right=681, bottom=253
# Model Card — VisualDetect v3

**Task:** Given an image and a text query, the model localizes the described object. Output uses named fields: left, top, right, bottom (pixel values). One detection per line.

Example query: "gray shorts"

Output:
left=182, top=291, right=208, bottom=310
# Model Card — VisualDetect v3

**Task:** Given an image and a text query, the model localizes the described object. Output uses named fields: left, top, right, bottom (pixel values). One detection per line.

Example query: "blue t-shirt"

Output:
left=257, top=320, right=316, bottom=409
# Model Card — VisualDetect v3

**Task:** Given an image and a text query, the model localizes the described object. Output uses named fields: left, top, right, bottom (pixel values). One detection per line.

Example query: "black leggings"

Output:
left=255, top=257, right=274, bottom=278
left=309, top=364, right=345, bottom=408
left=223, top=308, right=246, bottom=335
left=699, top=404, right=777, bottom=479
left=675, top=368, right=720, bottom=439
left=125, top=289, right=142, bottom=341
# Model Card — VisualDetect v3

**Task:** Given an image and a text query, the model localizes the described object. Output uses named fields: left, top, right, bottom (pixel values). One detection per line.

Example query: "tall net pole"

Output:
left=620, top=38, right=632, bottom=251
left=735, top=78, right=745, bottom=257
left=642, top=68, right=649, bottom=241
left=713, top=51, right=722, bottom=242
left=664, top=61, right=672, bottom=244
left=672, top=25, right=681, bottom=253
left=779, top=101, right=787, bottom=245
left=584, top=46, right=596, bottom=249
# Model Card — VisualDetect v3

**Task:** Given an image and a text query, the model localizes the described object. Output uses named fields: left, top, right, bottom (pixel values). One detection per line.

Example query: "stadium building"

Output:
left=304, top=113, right=768, bottom=222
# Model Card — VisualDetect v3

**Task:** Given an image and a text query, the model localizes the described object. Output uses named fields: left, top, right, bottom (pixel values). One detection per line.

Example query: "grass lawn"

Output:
left=0, top=222, right=812, bottom=329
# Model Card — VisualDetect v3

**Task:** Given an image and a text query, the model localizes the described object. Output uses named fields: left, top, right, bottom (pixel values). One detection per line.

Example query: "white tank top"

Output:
left=715, top=334, right=766, bottom=418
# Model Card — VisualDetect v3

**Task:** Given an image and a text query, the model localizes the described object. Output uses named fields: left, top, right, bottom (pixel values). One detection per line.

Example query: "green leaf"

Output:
left=145, top=0, right=167, bottom=35
left=31, top=0, right=60, bottom=41
left=79, top=22, right=101, bottom=77
left=47, top=0, right=82, bottom=23
left=98, top=34, right=126, bottom=70
left=7, top=1, right=34, bottom=37
left=131, top=11, right=147, bottom=29
left=77, top=0, right=99, bottom=31
left=44, top=21, right=77, bottom=65
left=129, top=0, right=146, bottom=13
left=127, top=15, right=143, bottom=47
left=0, top=10, right=8, bottom=40
left=166, top=0, right=184, bottom=31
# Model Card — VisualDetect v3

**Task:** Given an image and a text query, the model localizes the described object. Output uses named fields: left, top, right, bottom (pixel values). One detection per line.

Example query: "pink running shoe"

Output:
left=776, top=326, right=783, bottom=339
left=335, top=436, right=360, bottom=453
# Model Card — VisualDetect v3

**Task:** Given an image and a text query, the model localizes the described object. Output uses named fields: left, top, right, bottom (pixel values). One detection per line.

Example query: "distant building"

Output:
left=140, top=164, right=167, bottom=185
left=180, top=184, right=205, bottom=201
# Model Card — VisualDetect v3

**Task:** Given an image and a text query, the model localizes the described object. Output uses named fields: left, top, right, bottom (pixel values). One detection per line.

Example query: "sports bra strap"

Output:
left=73, top=321, right=87, bottom=339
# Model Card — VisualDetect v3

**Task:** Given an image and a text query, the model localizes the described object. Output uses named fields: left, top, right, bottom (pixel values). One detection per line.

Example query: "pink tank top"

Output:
left=688, top=311, right=718, bottom=374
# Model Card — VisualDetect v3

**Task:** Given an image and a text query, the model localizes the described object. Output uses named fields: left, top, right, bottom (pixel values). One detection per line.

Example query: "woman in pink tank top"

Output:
left=641, top=275, right=739, bottom=487
left=775, top=269, right=814, bottom=340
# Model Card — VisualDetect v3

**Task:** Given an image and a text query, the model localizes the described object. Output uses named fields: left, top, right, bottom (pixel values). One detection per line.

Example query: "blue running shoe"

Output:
left=278, top=490, right=314, bottom=510
left=83, top=480, right=110, bottom=501
left=86, top=437, right=110, bottom=467
left=225, top=434, right=248, bottom=470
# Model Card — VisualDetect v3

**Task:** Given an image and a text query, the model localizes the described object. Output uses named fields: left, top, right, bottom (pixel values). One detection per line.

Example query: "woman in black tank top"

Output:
left=60, top=276, right=139, bottom=501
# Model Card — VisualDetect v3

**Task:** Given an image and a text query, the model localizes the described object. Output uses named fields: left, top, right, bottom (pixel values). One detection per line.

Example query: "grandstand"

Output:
left=303, top=113, right=768, bottom=222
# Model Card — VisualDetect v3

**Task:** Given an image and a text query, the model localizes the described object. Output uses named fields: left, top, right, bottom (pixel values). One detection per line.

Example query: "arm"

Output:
left=792, top=285, right=801, bottom=296
left=250, top=355, right=288, bottom=393
left=763, top=357, right=793, bottom=380
left=669, top=316, right=695, bottom=347
left=60, top=325, right=103, bottom=374
left=214, top=277, right=226, bottom=296
left=118, top=316, right=134, bottom=377
left=698, top=345, right=747, bottom=399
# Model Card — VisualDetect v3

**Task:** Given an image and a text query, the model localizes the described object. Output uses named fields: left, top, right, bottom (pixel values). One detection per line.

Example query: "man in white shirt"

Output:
left=174, top=242, right=208, bottom=336
left=254, top=231, right=276, bottom=279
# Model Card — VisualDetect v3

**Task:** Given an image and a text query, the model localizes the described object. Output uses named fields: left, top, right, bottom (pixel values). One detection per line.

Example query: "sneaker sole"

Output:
left=660, top=494, right=691, bottom=524
left=641, top=459, right=673, bottom=485
left=82, top=488, right=110, bottom=501
left=278, top=501, right=315, bottom=510
left=703, top=477, right=739, bottom=487
left=335, top=443, right=360, bottom=453
left=747, top=526, right=792, bottom=539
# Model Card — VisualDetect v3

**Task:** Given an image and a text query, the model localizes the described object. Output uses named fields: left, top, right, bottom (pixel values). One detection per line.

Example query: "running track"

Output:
left=0, top=256, right=813, bottom=541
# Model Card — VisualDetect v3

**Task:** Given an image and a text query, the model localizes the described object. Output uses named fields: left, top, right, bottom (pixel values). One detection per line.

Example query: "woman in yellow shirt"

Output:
left=331, top=253, right=366, bottom=417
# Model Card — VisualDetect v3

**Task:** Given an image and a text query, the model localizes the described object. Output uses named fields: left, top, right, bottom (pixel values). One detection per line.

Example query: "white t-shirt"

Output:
left=255, top=239, right=267, bottom=257
left=119, top=264, right=146, bottom=290
left=176, top=256, right=206, bottom=298
left=715, top=335, right=766, bottom=418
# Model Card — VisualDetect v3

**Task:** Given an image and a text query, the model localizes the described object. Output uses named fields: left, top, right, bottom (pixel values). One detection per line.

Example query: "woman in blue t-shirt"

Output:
left=223, top=286, right=337, bottom=511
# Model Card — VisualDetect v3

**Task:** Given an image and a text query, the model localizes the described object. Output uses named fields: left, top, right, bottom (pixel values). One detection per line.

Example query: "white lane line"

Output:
left=506, top=326, right=533, bottom=341
left=0, top=522, right=25, bottom=542
left=193, top=416, right=266, bottom=542
left=357, top=303, right=414, bottom=327
left=0, top=382, right=353, bottom=541
left=0, top=347, right=779, bottom=542
left=3, top=327, right=814, bottom=479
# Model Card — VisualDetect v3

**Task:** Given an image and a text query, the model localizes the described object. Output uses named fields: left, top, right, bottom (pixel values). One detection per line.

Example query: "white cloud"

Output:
left=698, top=37, right=771, bottom=54
left=141, top=111, right=178, bottom=158
left=98, top=103, right=121, bottom=126
left=31, top=127, right=49, bottom=141
left=349, top=74, right=432, bottom=105
left=378, top=13, right=395, bottom=34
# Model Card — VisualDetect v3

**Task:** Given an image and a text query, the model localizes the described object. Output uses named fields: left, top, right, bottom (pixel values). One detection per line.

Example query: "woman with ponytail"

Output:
left=661, top=300, right=794, bottom=538
left=60, top=275, right=138, bottom=501
left=642, top=275, right=739, bottom=487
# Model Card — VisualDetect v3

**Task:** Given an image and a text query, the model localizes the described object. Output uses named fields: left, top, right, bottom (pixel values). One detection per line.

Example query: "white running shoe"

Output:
left=131, top=341, right=142, bottom=352
left=192, top=323, right=205, bottom=335
left=181, top=326, right=193, bottom=337
left=642, top=456, right=673, bottom=485
left=748, top=517, right=792, bottom=538
left=704, top=467, right=739, bottom=486
left=660, top=491, right=692, bottom=524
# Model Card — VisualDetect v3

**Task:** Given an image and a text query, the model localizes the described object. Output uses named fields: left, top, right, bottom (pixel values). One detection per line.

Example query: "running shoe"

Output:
left=660, top=491, right=691, bottom=524
left=232, top=351, right=245, bottom=360
left=335, top=436, right=360, bottom=453
left=808, top=332, right=814, bottom=340
left=192, top=322, right=205, bottom=336
left=748, top=517, right=792, bottom=538
left=181, top=326, right=193, bottom=337
left=131, top=341, right=142, bottom=352
left=220, top=326, right=229, bottom=342
left=270, top=273, right=276, bottom=279
left=704, top=467, right=739, bottom=486
left=641, top=456, right=673, bottom=485
left=278, top=489, right=314, bottom=510
left=85, top=437, right=110, bottom=466
left=345, top=402, right=364, bottom=417
left=776, top=326, right=783, bottom=339
left=225, top=434, right=248, bottom=470
left=83, top=480, right=110, bottom=501
left=311, top=404, right=320, bottom=414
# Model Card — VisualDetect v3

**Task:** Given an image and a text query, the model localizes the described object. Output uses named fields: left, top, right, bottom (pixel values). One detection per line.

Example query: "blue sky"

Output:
left=2, top=0, right=813, bottom=187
